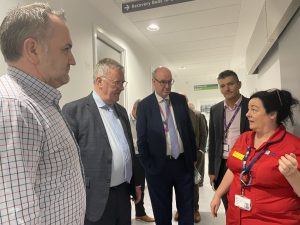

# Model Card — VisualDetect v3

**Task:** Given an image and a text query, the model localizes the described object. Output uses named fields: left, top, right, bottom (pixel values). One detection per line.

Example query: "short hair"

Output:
left=250, top=89, right=299, bottom=125
left=152, top=66, right=170, bottom=78
left=93, top=58, right=124, bottom=83
left=217, top=70, right=239, bottom=82
left=0, top=3, right=65, bottom=62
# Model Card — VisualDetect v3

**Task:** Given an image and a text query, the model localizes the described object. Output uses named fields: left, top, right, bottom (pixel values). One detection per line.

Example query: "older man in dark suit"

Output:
left=208, top=70, right=250, bottom=210
left=62, top=58, right=141, bottom=225
left=137, top=66, right=196, bottom=225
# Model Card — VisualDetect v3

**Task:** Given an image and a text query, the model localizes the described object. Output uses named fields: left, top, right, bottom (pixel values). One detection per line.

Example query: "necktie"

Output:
left=104, top=105, right=132, bottom=183
left=164, top=99, right=180, bottom=159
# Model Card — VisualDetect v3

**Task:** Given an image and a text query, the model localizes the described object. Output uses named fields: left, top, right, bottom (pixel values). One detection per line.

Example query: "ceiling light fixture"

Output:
left=147, top=24, right=160, bottom=31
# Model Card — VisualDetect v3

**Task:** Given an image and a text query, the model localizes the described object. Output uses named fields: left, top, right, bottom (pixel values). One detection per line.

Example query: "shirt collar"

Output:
left=92, top=91, right=108, bottom=109
left=154, top=91, right=169, bottom=103
left=8, top=66, right=61, bottom=105
left=224, top=95, right=242, bottom=110
left=247, top=125, right=286, bottom=150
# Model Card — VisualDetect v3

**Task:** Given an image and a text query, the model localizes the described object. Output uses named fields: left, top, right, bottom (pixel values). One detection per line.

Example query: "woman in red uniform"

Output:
left=210, top=89, right=300, bottom=225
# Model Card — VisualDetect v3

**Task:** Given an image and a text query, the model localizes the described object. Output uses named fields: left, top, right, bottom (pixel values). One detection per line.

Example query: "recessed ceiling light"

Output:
left=147, top=24, right=160, bottom=31
left=178, top=66, right=186, bottom=70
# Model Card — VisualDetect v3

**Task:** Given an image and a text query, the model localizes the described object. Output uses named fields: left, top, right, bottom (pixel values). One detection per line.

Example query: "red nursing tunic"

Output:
left=226, top=126, right=300, bottom=225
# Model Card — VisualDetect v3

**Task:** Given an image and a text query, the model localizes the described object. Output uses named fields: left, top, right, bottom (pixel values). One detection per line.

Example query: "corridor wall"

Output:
left=0, top=0, right=169, bottom=110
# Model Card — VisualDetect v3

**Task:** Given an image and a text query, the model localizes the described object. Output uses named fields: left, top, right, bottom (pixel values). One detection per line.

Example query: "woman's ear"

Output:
left=269, top=111, right=278, bottom=120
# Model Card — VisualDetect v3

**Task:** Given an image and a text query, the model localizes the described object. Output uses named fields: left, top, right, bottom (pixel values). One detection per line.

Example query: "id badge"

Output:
left=234, top=194, right=251, bottom=211
left=223, top=144, right=230, bottom=158
left=223, top=144, right=230, bottom=152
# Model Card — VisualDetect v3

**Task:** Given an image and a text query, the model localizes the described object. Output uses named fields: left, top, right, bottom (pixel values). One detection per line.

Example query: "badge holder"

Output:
left=234, top=170, right=252, bottom=211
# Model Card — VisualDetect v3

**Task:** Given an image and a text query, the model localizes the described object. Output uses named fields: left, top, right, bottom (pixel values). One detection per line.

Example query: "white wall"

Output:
left=0, top=0, right=168, bottom=111
left=278, top=9, right=300, bottom=136
left=255, top=43, right=282, bottom=92
left=247, top=8, right=300, bottom=136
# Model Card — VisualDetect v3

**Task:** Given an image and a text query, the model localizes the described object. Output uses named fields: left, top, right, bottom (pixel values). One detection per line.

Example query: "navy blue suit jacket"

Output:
left=137, top=92, right=196, bottom=175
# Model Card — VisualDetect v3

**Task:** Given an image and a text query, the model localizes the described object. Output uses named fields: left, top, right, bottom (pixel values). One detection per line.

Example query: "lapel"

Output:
left=240, top=96, right=247, bottom=132
left=150, top=93, right=165, bottom=136
left=169, top=93, right=182, bottom=132
left=217, top=102, right=225, bottom=141
left=86, top=94, right=110, bottom=145
left=113, top=104, right=130, bottom=146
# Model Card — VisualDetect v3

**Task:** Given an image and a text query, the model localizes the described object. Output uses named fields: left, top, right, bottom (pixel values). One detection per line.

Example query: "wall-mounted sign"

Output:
left=194, top=84, right=218, bottom=91
left=122, top=0, right=195, bottom=13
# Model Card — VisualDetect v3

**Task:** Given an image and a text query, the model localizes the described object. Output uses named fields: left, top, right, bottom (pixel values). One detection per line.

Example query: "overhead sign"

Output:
left=194, top=84, right=218, bottom=91
left=122, top=0, right=195, bottom=13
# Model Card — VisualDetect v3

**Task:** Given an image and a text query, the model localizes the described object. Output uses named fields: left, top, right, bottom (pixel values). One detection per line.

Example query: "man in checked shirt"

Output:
left=0, top=3, right=86, bottom=225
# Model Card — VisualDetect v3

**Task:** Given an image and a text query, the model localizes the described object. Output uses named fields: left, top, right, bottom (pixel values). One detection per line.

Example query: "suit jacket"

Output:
left=62, top=93, right=138, bottom=222
left=208, top=96, right=250, bottom=180
left=137, top=92, right=196, bottom=175
left=189, top=110, right=208, bottom=151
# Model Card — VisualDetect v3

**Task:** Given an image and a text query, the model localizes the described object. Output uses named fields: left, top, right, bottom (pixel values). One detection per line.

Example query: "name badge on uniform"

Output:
left=234, top=194, right=251, bottom=211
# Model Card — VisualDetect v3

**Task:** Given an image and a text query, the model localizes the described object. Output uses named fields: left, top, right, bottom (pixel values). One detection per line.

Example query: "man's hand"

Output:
left=209, top=174, right=216, bottom=189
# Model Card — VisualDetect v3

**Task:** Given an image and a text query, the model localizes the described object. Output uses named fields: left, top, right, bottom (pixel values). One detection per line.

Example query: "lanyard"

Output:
left=242, top=146, right=267, bottom=173
left=239, top=146, right=268, bottom=193
left=224, top=103, right=241, bottom=139
left=159, top=100, right=171, bottom=132
left=240, top=129, right=286, bottom=189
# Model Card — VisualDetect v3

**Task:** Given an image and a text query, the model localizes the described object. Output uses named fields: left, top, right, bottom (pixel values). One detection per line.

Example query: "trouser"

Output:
left=214, top=159, right=228, bottom=210
left=194, top=150, right=205, bottom=211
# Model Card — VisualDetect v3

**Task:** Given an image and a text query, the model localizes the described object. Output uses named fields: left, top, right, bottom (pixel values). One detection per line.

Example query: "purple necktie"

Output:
left=164, top=99, right=180, bottom=159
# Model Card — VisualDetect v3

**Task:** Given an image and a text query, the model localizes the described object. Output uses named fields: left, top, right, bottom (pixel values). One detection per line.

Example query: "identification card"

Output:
left=234, top=194, right=251, bottom=211
left=223, top=144, right=230, bottom=152
left=223, top=144, right=230, bottom=158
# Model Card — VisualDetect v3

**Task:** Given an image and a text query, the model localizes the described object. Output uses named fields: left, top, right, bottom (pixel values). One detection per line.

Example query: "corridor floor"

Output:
left=131, top=154, right=226, bottom=224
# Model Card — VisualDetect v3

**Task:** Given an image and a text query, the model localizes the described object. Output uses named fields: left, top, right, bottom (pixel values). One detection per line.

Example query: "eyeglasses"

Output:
left=154, top=78, right=175, bottom=86
left=102, top=76, right=128, bottom=88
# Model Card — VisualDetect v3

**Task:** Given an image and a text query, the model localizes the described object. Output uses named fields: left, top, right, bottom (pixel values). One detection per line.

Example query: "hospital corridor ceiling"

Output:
left=87, top=0, right=266, bottom=84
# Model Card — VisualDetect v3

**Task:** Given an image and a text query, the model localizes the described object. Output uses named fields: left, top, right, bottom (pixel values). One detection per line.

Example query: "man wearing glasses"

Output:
left=62, top=58, right=141, bottom=225
left=137, top=66, right=196, bottom=225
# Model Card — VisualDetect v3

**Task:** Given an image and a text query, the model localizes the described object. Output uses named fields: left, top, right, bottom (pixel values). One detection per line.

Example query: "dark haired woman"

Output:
left=210, top=89, right=300, bottom=225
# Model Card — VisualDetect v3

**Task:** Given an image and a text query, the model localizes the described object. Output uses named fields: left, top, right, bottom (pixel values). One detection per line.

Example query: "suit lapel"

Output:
left=150, top=93, right=165, bottom=137
left=240, top=96, right=248, bottom=132
left=86, top=94, right=110, bottom=145
left=169, top=94, right=182, bottom=132
left=113, top=105, right=130, bottom=145
left=217, top=102, right=225, bottom=142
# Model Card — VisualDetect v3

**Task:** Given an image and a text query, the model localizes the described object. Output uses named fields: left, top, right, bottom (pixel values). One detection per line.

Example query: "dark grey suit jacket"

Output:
left=208, top=96, right=250, bottom=180
left=62, top=93, right=138, bottom=222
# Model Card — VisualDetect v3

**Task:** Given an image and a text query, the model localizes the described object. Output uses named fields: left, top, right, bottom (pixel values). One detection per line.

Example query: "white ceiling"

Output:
left=87, top=0, right=264, bottom=85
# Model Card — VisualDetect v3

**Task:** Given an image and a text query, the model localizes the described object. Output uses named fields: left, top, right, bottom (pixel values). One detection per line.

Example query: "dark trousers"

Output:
left=134, top=155, right=146, bottom=216
left=84, top=182, right=131, bottom=225
left=146, top=154, right=194, bottom=225
left=214, top=159, right=228, bottom=210
left=194, top=151, right=205, bottom=211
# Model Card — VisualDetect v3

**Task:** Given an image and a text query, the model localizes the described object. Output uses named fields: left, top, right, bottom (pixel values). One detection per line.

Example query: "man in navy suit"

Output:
left=208, top=70, right=250, bottom=210
left=137, top=66, right=196, bottom=225
left=62, top=58, right=141, bottom=225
